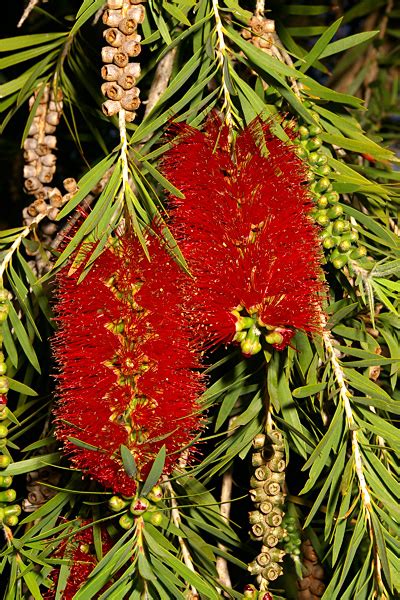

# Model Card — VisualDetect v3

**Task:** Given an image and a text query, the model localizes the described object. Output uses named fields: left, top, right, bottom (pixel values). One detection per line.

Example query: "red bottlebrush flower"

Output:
left=53, top=233, right=204, bottom=495
left=44, top=521, right=113, bottom=600
left=162, top=115, right=325, bottom=354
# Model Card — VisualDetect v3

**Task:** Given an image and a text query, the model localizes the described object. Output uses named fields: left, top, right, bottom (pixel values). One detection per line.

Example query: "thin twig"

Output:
left=17, top=0, right=45, bottom=27
left=322, top=319, right=384, bottom=590
left=216, top=466, right=233, bottom=590
left=255, top=0, right=265, bottom=18
left=144, top=49, right=177, bottom=118
left=163, top=477, right=198, bottom=597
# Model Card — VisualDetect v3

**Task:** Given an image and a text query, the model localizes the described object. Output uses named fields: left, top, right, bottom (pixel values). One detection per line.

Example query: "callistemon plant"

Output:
left=163, top=116, right=325, bottom=357
left=52, top=232, right=204, bottom=495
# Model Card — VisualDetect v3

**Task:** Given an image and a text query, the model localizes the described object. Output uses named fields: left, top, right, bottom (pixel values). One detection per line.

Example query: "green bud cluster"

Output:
left=109, top=484, right=164, bottom=530
left=287, top=118, right=366, bottom=269
left=248, top=430, right=287, bottom=590
left=281, top=514, right=302, bottom=557
left=0, top=288, right=19, bottom=528
left=232, top=308, right=287, bottom=357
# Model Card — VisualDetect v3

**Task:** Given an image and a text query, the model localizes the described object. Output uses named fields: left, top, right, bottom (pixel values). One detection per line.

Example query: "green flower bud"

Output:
left=0, top=475, right=12, bottom=488
left=108, top=495, right=129, bottom=512
left=0, top=454, right=11, bottom=469
left=350, top=246, right=367, bottom=259
left=315, top=177, right=331, bottom=193
left=0, top=407, right=8, bottom=421
left=323, top=237, right=336, bottom=250
left=4, top=504, right=20, bottom=517
left=338, top=239, right=352, bottom=253
left=0, top=425, right=8, bottom=439
left=332, top=220, right=346, bottom=235
left=307, top=137, right=322, bottom=151
left=119, top=513, right=134, bottom=529
left=148, top=485, right=163, bottom=503
left=0, top=377, right=9, bottom=395
left=0, top=290, right=8, bottom=303
left=309, top=124, right=322, bottom=136
left=241, top=337, right=262, bottom=357
left=317, top=196, right=328, bottom=209
left=295, top=146, right=308, bottom=160
left=332, top=254, right=348, bottom=269
left=149, top=511, right=163, bottom=526
left=317, top=164, right=331, bottom=176
left=308, top=152, right=319, bottom=165
left=233, top=331, right=247, bottom=343
left=0, top=489, right=16, bottom=502
left=327, top=191, right=339, bottom=204
left=4, top=515, right=18, bottom=527
left=0, top=507, right=4, bottom=522
left=130, top=497, right=149, bottom=515
left=342, top=230, right=359, bottom=243
left=315, top=212, right=330, bottom=227
left=269, top=547, right=285, bottom=562
left=235, top=316, right=254, bottom=332
left=264, top=332, right=284, bottom=346
left=248, top=510, right=264, bottom=525
left=0, top=363, right=6, bottom=376
left=316, top=154, right=328, bottom=166
left=248, top=560, right=263, bottom=575
left=327, top=205, right=343, bottom=220
left=298, top=126, right=309, bottom=139
left=0, top=439, right=7, bottom=449
left=0, top=307, right=8, bottom=323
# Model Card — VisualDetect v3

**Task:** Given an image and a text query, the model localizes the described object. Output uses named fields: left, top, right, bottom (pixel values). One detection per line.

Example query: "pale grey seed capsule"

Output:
left=124, top=110, right=136, bottom=122
left=24, top=165, right=38, bottom=179
left=102, top=100, right=121, bottom=117
left=63, top=178, right=78, bottom=193
left=24, top=177, right=41, bottom=192
left=47, top=207, right=59, bottom=220
left=104, top=27, right=125, bottom=47
left=24, top=138, right=38, bottom=150
left=41, top=222, right=58, bottom=235
left=44, top=124, right=56, bottom=134
left=49, top=188, right=63, bottom=207
left=118, top=17, right=137, bottom=35
left=46, top=112, right=60, bottom=126
left=103, top=9, right=124, bottom=27
left=120, top=91, right=140, bottom=111
left=62, top=192, right=73, bottom=205
left=101, top=82, right=124, bottom=101
left=28, top=122, right=39, bottom=136
left=41, top=154, right=57, bottom=167
left=113, top=51, right=129, bottom=67
left=39, top=166, right=56, bottom=184
left=102, top=46, right=117, bottom=63
left=33, top=198, right=48, bottom=213
left=101, top=64, right=121, bottom=81
left=44, top=135, right=57, bottom=149
left=36, top=143, right=50, bottom=156
left=121, top=37, right=141, bottom=57
left=24, top=149, right=38, bottom=163
left=107, top=0, right=124, bottom=8
left=127, top=5, right=145, bottom=21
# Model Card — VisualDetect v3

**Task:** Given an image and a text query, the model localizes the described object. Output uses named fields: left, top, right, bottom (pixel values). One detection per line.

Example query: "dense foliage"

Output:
left=0, top=1, right=399, bottom=599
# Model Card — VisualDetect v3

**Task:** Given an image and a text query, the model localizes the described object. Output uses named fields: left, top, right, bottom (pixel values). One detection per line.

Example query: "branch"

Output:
left=0, top=214, right=46, bottom=282
left=212, top=0, right=234, bottom=132
left=216, top=466, right=233, bottom=590
left=163, top=477, right=198, bottom=597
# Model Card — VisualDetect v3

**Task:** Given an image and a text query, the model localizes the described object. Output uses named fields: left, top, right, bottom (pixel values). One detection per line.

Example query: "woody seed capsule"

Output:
left=119, top=18, right=137, bottom=35
left=103, top=9, right=124, bottom=27
left=127, top=5, right=145, bottom=22
left=102, top=64, right=121, bottom=81
left=102, top=46, right=118, bottom=63
left=102, top=100, right=121, bottom=117
left=63, top=178, right=78, bottom=193
left=113, top=51, right=129, bottom=67
left=120, top=92, right=140, bottom=111
left=101, top=82, right=124, bottom=101
left=108, top=0, right=124, bottom=8
left=104, top=28, right=125, bottom=47
left=121, top=37, right=141, bottom=56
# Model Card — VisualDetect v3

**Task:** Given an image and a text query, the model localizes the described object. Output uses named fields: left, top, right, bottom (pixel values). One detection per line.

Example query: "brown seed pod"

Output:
left=47, top=207, right=59, bottom=221
left=102, top=100, right=121, bottom=117
left=113, top=51, right=129, bottom=67
left=24, top=138, right=38, bottom=151
left=103, top=9, right=123, bottom=27
left=44, top=135, right=57, bottom=149
left=124, top=110, right=136, bottom=122
left=120, top=91, right=140, bottom=111
left=102, top=46, right=118, bottom=63
left=41, top=154, right=57, bottom=167
left=259, top=500, right=273, bottom=514
left=127, top=5, right=145, bottom=22
left=256, top=552, right=271, bottom=567
left=36, top=143, right=50, bottom=156
left=265, top=511, right=283, bottom=527
left=63, top=178, right=78, bottom=193
left=24, top=177, right=41, bottom=192
left=104, top=27, right=126, bottom=47
left=24, top=149, right=38, bottom=163
left=49, top=188, right=63, bottom=207
left=101, top=82, right=124, bottom=101
left=28, top=122, right=39, bottom=136
left=23, top=165, right=39, bottom=179
left=121, top=36, right=141, bottom=57
left=108, top=0, right=124, bottom=7
left=44, top=124, right=57, bottom=134
left=101, top=64, right=121, bottom=81
left=38, top=166, right=56, bottom=184
left=118, top=17, right=137, bottom=35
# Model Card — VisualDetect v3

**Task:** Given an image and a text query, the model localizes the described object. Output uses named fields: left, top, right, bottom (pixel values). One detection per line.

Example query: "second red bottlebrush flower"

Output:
left=52, top=233, right=204, bottom=495
left=162, top=116, right=325, bottom=355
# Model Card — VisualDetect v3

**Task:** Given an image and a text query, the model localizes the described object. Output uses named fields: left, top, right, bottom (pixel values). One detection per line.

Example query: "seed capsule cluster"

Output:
left=101, top=0, right=144, bottom=121
left=289, top=119, right=367, bottom=269
left=241, top=16, right=275, bottom=51
left=297, top=540, right=325, bottom=599
left=108, top=484, right=164, bottom=529
left=248, top=431, right=286, bottom=590
left=0, top=288, right=20, bottom=528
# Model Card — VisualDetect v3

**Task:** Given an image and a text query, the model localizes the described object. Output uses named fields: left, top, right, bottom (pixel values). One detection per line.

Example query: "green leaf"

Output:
left=7, top=301, right=40, bottom=372
left=319, top=30, right=379, bottom=59
left=292, top=383, right=327, bottom=398
left=138, top=553, right=155, bottom=581
left=0, top=33, right=67, bottom=52
left=120, top=445, right=137, bottom=479
left=7, top=378, right=37, bottom=396
left=1, top=453, right=60, bottom=476
left=299, top=18, right=343, bottom=73
left=163, top=2, right=191, bottom=26
left=141, top=445, right=166, bottom=497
